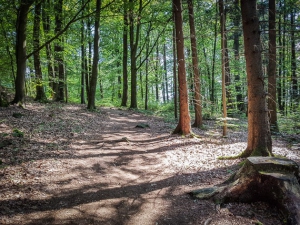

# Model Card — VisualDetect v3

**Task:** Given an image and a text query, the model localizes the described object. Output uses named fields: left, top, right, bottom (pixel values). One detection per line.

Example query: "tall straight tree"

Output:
left=54, top=0, right=65, bottom=102
left=267, top=0, right=278, bottom=131
left=240, top=0, right=272, bottom=157
left=121, top=0, right=128, bottom=107
left=187, top=0, right=202, bottom=128
left=11, top=0, right=35, bottom=104
left=173, top=0, right=191, bottom=135
left=220, top=0, right=227, bottom=136
left=33, top=1, right=47, bottom=102
left=42, top=0, right=55, bottom=97
left=129, top=0, right=142, bottom=108
left=87, top=0, right=102, bottom=109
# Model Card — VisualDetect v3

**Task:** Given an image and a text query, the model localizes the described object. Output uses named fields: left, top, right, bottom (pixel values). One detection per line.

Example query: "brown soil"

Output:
left=0, top=103, right=299, bottom=225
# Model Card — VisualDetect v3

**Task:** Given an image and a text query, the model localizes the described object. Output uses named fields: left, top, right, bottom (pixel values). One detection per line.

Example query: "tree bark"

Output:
left=172, top=0, right=191, bottom=135
left=54, top=0, right=65, bottom=102
left=190, top=157, right=300, bottom=225
left=220, top=0, right=227, bottom=136
left=33, top=1, right=47, bottom=102
left=129, top=0, right=142, bottom=109
left=87, top=0, right=101, bottom=109
left=188, top=0, right=202, bottom=128
left=172, top=23, right=178, bottom=120
left=42, top=0, right=55, bottom=98
left=11, top=0, right=35, bottom=105
left=267, top=0, right=278, bottom=132
left=240, top=0, right=272, bottom=157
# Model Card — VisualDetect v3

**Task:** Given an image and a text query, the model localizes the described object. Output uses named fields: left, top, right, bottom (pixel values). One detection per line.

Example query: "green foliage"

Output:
left=278, top=113, right=300, bottom=135
left=12, top=129, right=24, bottom=138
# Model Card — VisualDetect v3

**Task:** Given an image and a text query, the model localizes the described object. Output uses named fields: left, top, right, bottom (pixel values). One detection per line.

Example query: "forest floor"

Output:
left=0, top=102, right=300, bottom=225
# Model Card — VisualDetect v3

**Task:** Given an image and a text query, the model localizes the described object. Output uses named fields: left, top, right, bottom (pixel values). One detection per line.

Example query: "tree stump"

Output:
left=190, top=157, right=300, bottom=225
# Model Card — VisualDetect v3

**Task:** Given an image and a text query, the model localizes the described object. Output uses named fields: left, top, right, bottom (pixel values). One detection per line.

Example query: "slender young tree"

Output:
left=240, top=0, right=272, bottom=157
left=172, top=22, right=178, bottom=119
left=267, top=0, right=278, bottom=131
left=220, top=0, right=227, bottom=136
left=187, top=0, right=202, bottom=127
left=11, top=0, right=35, bottom=105
left=173, top=0, right=191, bottom=135
left=33, top=1, right=47, bottom=102
left=87, top=0, right=102, bottom=109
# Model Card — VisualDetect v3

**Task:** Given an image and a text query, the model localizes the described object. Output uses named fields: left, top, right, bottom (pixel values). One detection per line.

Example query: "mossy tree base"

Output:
left=190, top=157, right=300, bottom=225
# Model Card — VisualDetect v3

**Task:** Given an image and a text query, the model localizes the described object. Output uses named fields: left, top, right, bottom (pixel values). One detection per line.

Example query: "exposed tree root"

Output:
left=190, top=157, right=300, bottom=225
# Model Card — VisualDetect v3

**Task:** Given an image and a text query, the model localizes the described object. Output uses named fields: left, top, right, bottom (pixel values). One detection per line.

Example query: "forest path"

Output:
left=0, top=103, right=297, bottom=224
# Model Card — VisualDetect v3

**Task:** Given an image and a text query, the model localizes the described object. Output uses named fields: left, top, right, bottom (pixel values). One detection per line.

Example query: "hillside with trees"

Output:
left=0, top=0, right=300, bottom=224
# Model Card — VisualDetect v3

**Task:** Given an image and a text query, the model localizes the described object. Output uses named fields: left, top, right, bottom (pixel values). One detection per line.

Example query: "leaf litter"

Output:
left=0, top=102, right=298, bottom=225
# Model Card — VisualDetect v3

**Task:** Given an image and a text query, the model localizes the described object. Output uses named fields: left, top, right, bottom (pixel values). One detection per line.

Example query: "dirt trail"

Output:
left=0, top=103, right=296, bottom=224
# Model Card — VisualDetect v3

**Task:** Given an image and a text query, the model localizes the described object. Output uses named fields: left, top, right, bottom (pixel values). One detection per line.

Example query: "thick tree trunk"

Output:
left=190, top=157, right=300, bottom=225
left=188, top=0, right=202, bottom=128
left=172, top=0, right=191, bottom=135
left=12, top=0, right=35, bottom=105
left=33, top=2, right=47, bottom=102
left=87, top=0, right=101, bottom=109
left=240, top=0, right=272, bottom=157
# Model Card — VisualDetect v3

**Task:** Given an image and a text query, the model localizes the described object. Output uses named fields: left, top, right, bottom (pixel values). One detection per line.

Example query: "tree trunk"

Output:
left=129, top=0, right=142, bottom=109
left=163, top=43, right=169, bottom=102
left=188, top=0, right=202, bottom=128
left=190, top=157, right=300, bottom=225
left=172, top=23, right=178, bottom=120
left=172, top=0, right=191, bottom=135
left=12, top=0, right=35, bottom=105
left=267, top=0, right=278, bottom=132
left=42, top=0, right=55, bottom=98
left=155, top=43, right=159, bottom=102
left=87, top=0, right=101, bottom=110
left=54, top=0, right=64, bottom=102
left=80, top=4, right=85, bottom=105
left=33, top=1, right=47, bottom=102
left=290, top=10, right=298, bottom=111
left=240, top=0, right=272, bottom=157
left=220, top=0, right=227, bottom=136
left=232, top=0, right=243, bottom=112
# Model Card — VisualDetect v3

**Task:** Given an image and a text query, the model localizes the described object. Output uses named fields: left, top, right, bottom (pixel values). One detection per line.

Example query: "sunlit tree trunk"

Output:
left=33, top=1, right=46, bottom=102
left=173, top=0, right=191, bottom=135
left=87, top=0, right=101, bottom=109
left=267, top=0, right=278, bottom=131
left=240, top=0, right=272, bottom=157
left=188, top=0, right=202, bottom=127
left=12, top=0, right=35, bottom=105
